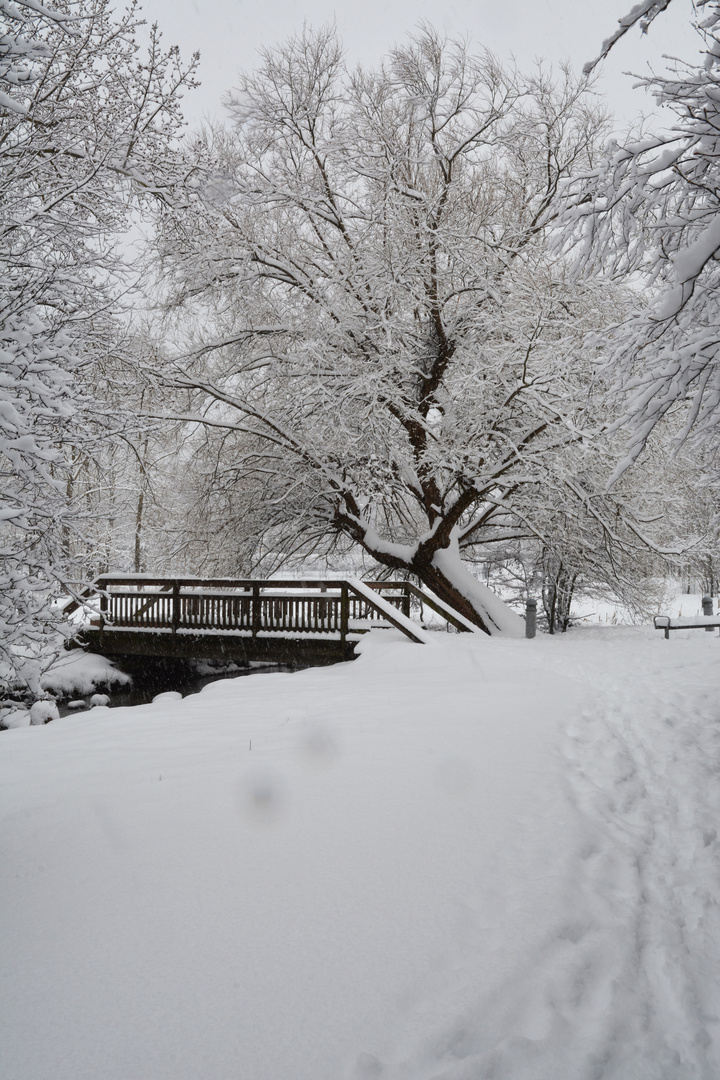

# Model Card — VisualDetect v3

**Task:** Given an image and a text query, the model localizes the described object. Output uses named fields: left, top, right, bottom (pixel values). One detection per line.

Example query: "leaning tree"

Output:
left=155, top=27, right=632, bottom=633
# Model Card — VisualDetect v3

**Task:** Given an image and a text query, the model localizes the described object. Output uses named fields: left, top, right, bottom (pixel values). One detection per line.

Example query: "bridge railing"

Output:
left=69, top=578, right=413, bottom=641
left=65, top=575, right=476, bottom=643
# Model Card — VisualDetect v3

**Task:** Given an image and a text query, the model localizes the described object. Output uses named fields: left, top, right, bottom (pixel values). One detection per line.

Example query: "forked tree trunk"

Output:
left=340, top=503, right=525, bottom=635
left=410, top=555, right=493, bottom=634
left=359, top=531, right=525, bottom=637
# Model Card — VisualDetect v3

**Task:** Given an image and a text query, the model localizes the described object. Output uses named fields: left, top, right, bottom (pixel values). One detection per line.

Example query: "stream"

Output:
left=56, top=658, right=300, bottom=717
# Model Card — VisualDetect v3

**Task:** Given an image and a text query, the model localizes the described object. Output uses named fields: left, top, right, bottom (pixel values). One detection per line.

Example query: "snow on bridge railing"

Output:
left=63, top=575, right=480, bottom=644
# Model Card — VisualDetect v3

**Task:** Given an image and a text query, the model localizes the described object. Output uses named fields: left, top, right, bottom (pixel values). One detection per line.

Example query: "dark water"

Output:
left=56, top=659, right=298, bottom=717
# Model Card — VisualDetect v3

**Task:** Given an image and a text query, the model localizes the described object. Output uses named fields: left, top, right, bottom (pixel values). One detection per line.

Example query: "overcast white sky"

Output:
left=138, top=0, right=701, bottom=134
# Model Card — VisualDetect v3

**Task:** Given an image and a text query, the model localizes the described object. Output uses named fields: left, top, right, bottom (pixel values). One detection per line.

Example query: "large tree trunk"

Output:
left=416, top=543, right=525, bottom=636
left=411, top=553, right=495, bottom=633
left=357, top=527, right=525, bottom=636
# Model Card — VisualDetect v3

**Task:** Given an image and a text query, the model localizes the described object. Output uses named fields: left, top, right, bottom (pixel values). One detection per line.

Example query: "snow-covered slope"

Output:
left=1, top=627, right=718, bottom=1080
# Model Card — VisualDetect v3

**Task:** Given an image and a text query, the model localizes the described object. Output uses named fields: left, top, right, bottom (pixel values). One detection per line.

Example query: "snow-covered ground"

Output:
left=1, top=625, right=719, bottom=1080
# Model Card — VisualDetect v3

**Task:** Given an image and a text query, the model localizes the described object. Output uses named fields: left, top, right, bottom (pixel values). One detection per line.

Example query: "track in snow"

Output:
left=560, top=641, right=720, bottom=1079
left=366, top=634, right=720, bottom=1080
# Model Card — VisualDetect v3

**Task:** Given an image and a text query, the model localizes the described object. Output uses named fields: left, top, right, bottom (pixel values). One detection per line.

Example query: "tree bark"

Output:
left=409, top=553, right=493, bottom=634
left=542, top=553, right=577, bottom=634
left=347, top=522, right=525, bottom=636
left=134, top=488, right=144, bottom=574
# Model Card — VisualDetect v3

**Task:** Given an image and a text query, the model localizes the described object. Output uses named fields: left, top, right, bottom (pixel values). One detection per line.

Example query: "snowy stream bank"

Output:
left=0, top=651, right=298, bottom=726
left=1, top=627, right=719, bottom=1079
left=48, top=658, right=295, bottom=716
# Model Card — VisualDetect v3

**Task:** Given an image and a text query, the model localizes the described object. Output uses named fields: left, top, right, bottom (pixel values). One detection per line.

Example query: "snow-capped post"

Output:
left=525, top=598, right=537, bottom=639
left=171, top=583, right=180, bottom=635
left=340, top=583, right=349, bottom=648
left=702, top=595, right=714, bottom=630
left=252, top=585, right=261, bottom=637
left=99, top=586, right=108, bottom=639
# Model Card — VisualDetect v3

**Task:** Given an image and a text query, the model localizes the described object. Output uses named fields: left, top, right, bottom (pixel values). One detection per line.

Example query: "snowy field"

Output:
left=1, top=625, right=719, bottom=1080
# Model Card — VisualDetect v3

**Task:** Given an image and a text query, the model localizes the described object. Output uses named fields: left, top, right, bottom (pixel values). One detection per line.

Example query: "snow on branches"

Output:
left=583, top=0, right=675, bottom=74
left=0, top=311, right=78, bottom=695
left=154, top=28, right=642, bottom=631
left=0, top=0, right=198, bottom=699
left=0, top=0, right=77, bottom=115
left=560, top=1, right=720, bottom=480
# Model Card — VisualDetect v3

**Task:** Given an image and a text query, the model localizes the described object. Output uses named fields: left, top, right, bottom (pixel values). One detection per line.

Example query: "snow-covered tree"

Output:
left=0, top=0, right=197, bottom=699
left=0, top=0, right=77, bottom=114
left=560, top=0, right=720, bottom=481
left=50, top=336, right=186, bottom=579
left=468, top=419, right=679, bottom=632
left=154, top=27, right=632, bottom=633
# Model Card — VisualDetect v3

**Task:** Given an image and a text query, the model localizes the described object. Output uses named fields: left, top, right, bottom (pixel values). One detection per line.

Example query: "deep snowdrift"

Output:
left=1, top=627, right=718, bottom=1080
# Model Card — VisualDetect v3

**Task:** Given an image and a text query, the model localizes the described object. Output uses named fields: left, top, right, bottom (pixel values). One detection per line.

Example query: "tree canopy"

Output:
left=153, top=27, right=640, bottom=631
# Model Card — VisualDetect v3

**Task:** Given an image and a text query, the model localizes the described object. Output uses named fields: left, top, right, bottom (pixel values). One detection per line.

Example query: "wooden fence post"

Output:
left=252, top=585, right=261, bottom=637
left=525, top=597, right=537, bottom=639
left=99, top=585, right=107, bottom=641
left=171, top=582, right=180, bottom=634
left=340, top=582, right=349, bottom=648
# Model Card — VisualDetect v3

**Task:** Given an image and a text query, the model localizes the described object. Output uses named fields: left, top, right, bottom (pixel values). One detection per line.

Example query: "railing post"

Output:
left=525, top=597, right=537, bottom=639
left=340, top=582, right=349, bottom=648
left=702, top=594, right=714, bottom=631
left=403, top=583, right=411, bottom=619
left=99, top=584, right=107, bottom=639
left=252, top=585, right=261, bottom=637
left=171, top=582, right=180, bottom=634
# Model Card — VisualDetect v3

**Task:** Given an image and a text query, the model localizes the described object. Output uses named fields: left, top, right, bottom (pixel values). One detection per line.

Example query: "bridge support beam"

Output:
left=74, top=629, right=358, bottom=666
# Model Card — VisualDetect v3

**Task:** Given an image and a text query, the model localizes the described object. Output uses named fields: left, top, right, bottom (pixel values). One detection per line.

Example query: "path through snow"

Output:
left=377, top=630, right=720, bottom=1080
left=0, top=627, right=718, bottom=1080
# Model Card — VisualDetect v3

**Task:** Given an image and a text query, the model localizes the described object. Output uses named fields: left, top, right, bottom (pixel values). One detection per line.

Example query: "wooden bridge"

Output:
left=65, top=576, right=478, bottom=665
